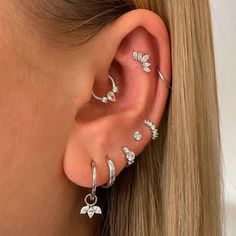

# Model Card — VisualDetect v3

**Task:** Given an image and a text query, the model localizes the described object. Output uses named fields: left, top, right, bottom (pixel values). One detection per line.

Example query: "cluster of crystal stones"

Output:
left=132, top=50, right=151, bottom=73
left=122, top=146, right=136, bottom=166
left=101, top=85, right=119, bottom=103
left=144, top=120, right=159, bottom=140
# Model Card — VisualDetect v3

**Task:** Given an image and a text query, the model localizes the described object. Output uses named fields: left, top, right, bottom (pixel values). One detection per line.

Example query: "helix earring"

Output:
left=158, top=70, right=172, bottom=89
left=144, top=119, right=159, bottom=140
left=80, top=161, right=102, bottom=218
left=132, top=50, right=151, bottom=73
left=91, top=75, right=119, bottom=103
left=102, top=158, right=116, bottom=188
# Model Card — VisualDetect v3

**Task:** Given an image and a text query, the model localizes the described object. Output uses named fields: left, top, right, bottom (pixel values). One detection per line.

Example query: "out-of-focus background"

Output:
left=210, top=0, right=236, bottom=235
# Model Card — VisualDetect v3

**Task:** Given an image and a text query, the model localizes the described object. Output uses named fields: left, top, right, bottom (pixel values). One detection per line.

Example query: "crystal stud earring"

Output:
left=91, top=75, right=119, bottom=103
left=132, top=50, right=151, bottom=73
left=133, top=131, right=142, bottom=141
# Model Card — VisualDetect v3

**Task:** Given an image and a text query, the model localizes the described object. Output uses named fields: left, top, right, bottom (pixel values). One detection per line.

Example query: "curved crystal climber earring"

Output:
left=80, top=161, right=102, bottom=218
left=122, top=146, right=136, bottom=166
left=144, top=119, right=159, bottom=140
left=91, top=75, right=119, bottom=103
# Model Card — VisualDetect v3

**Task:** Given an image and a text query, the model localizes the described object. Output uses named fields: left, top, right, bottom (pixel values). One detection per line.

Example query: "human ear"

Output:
left=63, top=9, right=171, bottom=187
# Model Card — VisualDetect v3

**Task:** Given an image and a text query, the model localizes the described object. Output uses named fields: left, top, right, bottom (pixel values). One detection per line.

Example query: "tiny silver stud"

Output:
left=133, top=131, right=142, bottom=141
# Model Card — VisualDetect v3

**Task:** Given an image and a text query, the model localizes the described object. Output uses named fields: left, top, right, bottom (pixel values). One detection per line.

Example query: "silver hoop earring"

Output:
left=80, top=161, right=102, bottom=218
left=122, top=146, right=136, bottom=166
left=102, top=159, right=116, bottom=188
left=91, top=75, right=118, bottom=103
left=157, top=70, right=172, bottom=89
left=144, top=119, right=159, bottom=140
left=132, top=50, right=151, bottom=73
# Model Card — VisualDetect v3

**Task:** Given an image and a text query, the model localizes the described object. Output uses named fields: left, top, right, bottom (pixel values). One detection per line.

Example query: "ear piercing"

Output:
left=144, top=119, right=159, bottom=140
left=158, top=70, right=172, bottom=89
left=91, top=75, right=118, bottom=103
left=102, top=159, right=116, bottom=189
left=122, top=146, right=136, bottom=166
left=80, top=161, right=102, bottom=218
left=133, top=131, right=142, bottom=141
left=132, top=50, right=151, bottom=73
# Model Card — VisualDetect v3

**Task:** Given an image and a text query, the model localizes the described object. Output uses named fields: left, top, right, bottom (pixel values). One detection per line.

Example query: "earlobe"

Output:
left=63, top=9, right=171, bottom=189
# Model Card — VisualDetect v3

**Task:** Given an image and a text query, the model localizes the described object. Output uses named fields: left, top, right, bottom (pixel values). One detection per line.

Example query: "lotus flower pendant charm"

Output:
left=80, top=194, right=102, bottom=218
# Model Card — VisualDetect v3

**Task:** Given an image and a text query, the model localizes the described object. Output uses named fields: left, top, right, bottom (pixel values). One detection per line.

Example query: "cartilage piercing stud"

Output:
left=91, top=75, right=118, bottom=103
left=122, top=146, right=136, bottom=166
left=80, top=161, right=102, bottom=218
left=144, top=120, right=159, bottom=140
left=133, top=131, right=142, bottom=141
left=132, top=50, right=151, bottom=73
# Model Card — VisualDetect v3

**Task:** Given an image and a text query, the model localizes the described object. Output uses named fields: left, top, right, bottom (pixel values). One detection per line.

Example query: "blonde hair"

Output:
left=23, top=0, right=223, bottom=235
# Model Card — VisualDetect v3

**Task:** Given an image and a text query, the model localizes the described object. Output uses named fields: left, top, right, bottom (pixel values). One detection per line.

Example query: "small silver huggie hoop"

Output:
left=102, top=158, right=116, bottom=189
left=80, top=161, right=102, bottom=218
left=91, top=75, right=118, bottom=103
left=158, top=70, right=172, bottom=89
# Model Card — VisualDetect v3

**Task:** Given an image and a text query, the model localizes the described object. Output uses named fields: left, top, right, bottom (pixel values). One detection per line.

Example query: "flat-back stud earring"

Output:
left=144, top=119, right=159, bottom=140
left=102, top=158, right=116, bottom=189
left=91, top=75, right=119, bottom=103
left=122, top=146, right=136, bottom=166
left=80, top=161, right=102, bottom=218
left=133, top=131, right=142, bottom=141
left=132, top=50, right=151, bottom=73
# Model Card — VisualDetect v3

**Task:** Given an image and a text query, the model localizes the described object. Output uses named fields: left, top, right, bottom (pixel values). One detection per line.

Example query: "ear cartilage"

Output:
left=132, top=50, right=151, bottom=73
left=122, top=146, right=136, bottom=167
left=91, top=75, right=119, bottom=103
left=144, top=119, right=159, bottom=140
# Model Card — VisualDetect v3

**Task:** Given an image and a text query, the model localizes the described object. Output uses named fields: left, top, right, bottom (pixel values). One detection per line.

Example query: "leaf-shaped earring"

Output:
left=132, top=50, right=151, bottom=73
left=80, top=161, right=102, bottom=218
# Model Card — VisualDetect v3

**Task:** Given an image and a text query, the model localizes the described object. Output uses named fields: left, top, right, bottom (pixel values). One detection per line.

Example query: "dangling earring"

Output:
left=80, top=161, right=102, bottom=218
left=91, top=75, right=119, bottom=103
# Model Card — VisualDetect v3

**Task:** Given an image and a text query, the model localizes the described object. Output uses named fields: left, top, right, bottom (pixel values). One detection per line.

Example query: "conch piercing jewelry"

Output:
left=80, top=161, right=102, bottom=218
left=158, top=70, right=172, bottom=89
left=144, top=119, right=159, bottom=140
left=122, top=146, right=136, bottom=166
left=133, top=131, right=142, bottom=141
left=102, top=159, right=116, bottom=188
left=91, top=75, right=119, bottom=103
left=132, top=50, right=151, bottom=73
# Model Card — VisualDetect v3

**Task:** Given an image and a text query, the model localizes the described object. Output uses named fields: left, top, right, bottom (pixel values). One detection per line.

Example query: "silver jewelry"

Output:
left=132, top=50, right=151, bottom=73
left=91, top=75, right=119, bottom=103
left=158, top=70, right=172, bottom=89
left=144, top=119, right=159, bottom=140
left=80, top=161, right=102, bottom=218
left=122, top=146, right=136, bottom=166
left=133, top=131, right=142, bottom=141
left=102, top=159, right=116, bottom=188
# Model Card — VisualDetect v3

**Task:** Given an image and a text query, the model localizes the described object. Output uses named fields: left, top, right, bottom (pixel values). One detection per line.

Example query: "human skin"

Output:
left=0, top=2, right=171, bottom=235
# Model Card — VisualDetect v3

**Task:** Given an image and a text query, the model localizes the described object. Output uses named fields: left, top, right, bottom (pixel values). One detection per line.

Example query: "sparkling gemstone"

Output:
left=107, top=91, right=116, bottom=102
left=127, top=151, right=135, bottom=161
left=101, top=97, right=108, bottom=103
left=138, top=53, right=143, bottom=61
left=141, top=54, right=150, bottom=63
left=132, top=51, right=138, bottom=60
left=143, top=67, right=151, bottom=73
left=133, top=131, right=142, bottom=141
